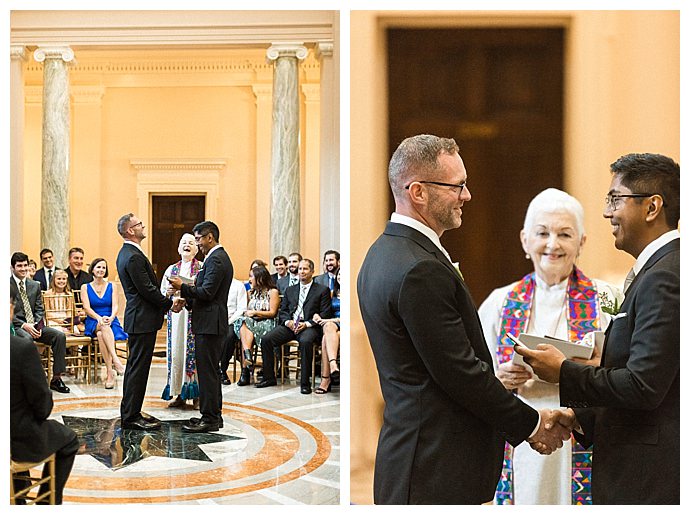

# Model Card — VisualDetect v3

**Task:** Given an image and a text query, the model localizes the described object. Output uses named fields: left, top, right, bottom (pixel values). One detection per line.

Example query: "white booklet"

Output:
left=509, top=332, right=595, bottom=370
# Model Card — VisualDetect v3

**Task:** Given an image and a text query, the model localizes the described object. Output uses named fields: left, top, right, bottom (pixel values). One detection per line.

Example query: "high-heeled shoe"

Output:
left=329, top=359, right=340, bottom=383
left=237, top=366, right=252, bottom=386
left=105, top=378, right=115, bottom=389
left=114, top=362, right=126, bottom=376
left=314, top=376, right=331, bottom=394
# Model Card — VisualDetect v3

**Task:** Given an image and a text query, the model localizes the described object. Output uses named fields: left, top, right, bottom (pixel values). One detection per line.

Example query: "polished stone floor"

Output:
left=49, top=353, right=340, bottom=504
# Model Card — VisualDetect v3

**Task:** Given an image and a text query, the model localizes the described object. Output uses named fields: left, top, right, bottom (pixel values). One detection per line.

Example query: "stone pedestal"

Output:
left=34, top=46, right=74, bottom=267
left=266, top=43, right=307, bottom=260
left=10, top=45, right=28, bottom=253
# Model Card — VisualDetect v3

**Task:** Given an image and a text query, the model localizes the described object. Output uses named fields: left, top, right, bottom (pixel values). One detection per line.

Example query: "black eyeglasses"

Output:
left=405, top=180, right=466, bottom=195
left=604, top=193, right=659, bottom=211
left=130, top=221, right=144, bottom=229
left=194, top=233, right=210, bottom=242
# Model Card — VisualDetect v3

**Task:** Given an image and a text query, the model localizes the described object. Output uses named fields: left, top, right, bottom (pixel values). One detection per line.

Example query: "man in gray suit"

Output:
left=357, top=134, right=571, bottom=504
left=10, top=251, right=70, bottom=393
left=517, top=153, right=680, bottom=504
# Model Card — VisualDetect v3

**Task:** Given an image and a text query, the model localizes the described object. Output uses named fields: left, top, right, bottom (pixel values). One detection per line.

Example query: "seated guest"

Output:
left=11, top=297, right=79, bottom=504
left=314, top=250, right=340, bottom=294
left=276, top=252, right=302, bottom=294
left=257, top=259, right=332, bottom=394
left=34, top=248, right=59, bottom=291
left=65, top=247, right=93, bottom=293
left=245, top=259, right=269, bottom=291
left=44, top=270, right=80, bottom=334
left=220, top=277, right=248, bottom=385
left=313, top=267, right=341, bottom=394
left=28, top=259, right=38, bottom=280
left=10, top=252, right=70, bottom=394
left=271, top=255, right=288, bottom=284
left=234, top=266, right=280, bottom=386
left=81, top=258, right=127, bottom=389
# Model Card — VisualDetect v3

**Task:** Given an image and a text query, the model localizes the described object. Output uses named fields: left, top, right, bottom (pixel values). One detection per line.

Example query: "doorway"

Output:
left=388, top=27, right=565, bottom=303
left=151, top=195, right=206, bottom=284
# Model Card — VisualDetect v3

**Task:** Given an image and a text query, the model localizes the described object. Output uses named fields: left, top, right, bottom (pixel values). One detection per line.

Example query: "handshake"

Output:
left=528, top=408, right=577, bottom=455
left=171, top=297, right=186, bottom=313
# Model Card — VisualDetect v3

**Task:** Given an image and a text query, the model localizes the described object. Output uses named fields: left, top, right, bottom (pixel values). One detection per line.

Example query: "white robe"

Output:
left=160, top=260, right=196, bottom=396
left=478, top=274, right=621, bottom=505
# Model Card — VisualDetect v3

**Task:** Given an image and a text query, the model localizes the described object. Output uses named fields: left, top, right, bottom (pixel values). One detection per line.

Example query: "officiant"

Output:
left=477, top=188, right=622, bottom=505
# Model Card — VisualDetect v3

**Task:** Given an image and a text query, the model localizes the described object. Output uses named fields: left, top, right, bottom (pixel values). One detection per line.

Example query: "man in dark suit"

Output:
left=10, top=252, right=70, bottom=393
left=271, top=255, right=288, bottom=284
left=314, top=249, right=340, bottom=294
left=276, top=252, right=302, bottom=295
left=258, top=259, right=332, bottom=394
left=516, top=153, right=680, bottom=504
left=116, top=213, right=174, bottom=431
left=11, top=297, right=79, bottom=504
left=34, top=248, right=58, bottom=291
left=357, top=135, right=570, bottom=504
left=169, top=220, right=233, bottom=433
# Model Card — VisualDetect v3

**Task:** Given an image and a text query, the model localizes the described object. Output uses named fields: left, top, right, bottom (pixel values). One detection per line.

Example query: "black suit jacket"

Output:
left=10, top=335, right=77, bottom=462
left=34, top=268, right=55, bottom=291
left=279, top=281, right=332, bottom=327
left=116, top=242, right=172, bottom=334
left=560, top=238, right=679, bottom=504
left=180, top=247, right=233, bottom=336
left=10, top=277, right=44, bottom=331
left=357, top=222, right=538, bottom=505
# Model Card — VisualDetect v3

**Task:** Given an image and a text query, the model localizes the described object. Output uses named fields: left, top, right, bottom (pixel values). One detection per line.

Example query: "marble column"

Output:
left=266, top=43, right=307, bottom=260
left=34, top=46, right=74, bottom=268
left=315, top=41, right=339, bottom=257
left=10, top=45, right=28, bottom=253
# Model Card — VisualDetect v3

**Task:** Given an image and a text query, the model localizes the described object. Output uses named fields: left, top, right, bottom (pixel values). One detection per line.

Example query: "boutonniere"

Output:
left=599, top=290, right=621, bottom=316
left=452, top=262, right=464, bottom=280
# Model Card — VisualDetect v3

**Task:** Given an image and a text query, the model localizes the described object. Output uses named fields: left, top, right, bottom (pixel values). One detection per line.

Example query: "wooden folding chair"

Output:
left=280, top=339, right=319, bottom=388
left=10, top=453, right=56, bottom=505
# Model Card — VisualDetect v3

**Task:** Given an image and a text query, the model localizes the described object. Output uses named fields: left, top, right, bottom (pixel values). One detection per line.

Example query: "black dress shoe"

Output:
left=139, top=412, right=160, bottom=424
left=122, top=416, right=161, bottom=431
left=189, top=417, right=224, bottom=428
left=49, top=377, right=70, bottom=394
left=300, top=384, right=312, bottom=394
left=182, top=420, right=219, bottom=433
left=255, top=378, right=277, bottom=388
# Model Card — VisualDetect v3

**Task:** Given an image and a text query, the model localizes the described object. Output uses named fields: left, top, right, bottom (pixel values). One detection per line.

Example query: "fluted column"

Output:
left=315, top=41, right=339, bottom=257
left=10, top=46, right=28, bottom=253
left=34, top=46, right=74, bottom=268
left=266, top=43, right=307, bottom=259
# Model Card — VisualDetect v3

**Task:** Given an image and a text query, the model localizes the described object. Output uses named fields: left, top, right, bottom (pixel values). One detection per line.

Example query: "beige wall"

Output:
left=350, top=10, right=679, bottom=504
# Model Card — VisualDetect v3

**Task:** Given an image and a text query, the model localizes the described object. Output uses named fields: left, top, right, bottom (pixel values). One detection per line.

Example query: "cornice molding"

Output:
left=131, top=159, right=226, bottom=173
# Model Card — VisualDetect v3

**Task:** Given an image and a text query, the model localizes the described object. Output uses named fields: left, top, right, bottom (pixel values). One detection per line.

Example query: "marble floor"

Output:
left=49, top=353, right=340, bottom=504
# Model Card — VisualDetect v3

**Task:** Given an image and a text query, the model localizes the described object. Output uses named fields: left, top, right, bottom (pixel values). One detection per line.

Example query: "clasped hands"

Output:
left=528, top=408, right=577, bottom=455
left=170, top=297, right=186, bottom=313
left=286, top=319, right=307, bottom=334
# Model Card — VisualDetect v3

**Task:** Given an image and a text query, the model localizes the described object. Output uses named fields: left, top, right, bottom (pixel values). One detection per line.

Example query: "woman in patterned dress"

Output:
left=234, top=265, right=280, bottom=386
left=478, top=188, right=622, bottom=505
left=160, top=234, right=202, bottom=408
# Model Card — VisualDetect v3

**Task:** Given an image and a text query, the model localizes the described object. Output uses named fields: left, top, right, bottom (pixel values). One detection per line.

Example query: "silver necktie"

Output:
left=623, top=269, right=636, bottom=294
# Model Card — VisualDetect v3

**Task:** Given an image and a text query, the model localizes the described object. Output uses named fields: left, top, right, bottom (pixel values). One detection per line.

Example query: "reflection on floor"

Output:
left=51, top=358, right=340, bottom=504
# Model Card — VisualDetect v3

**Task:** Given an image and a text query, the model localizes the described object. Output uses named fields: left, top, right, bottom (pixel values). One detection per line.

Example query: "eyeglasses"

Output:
left=604, top=193, right=657, bottom=211
left=405, top=180, right=467, bottom=195
left=130, top=221, right=144, bottom=230
left=194, top=233, right=210, bottom=242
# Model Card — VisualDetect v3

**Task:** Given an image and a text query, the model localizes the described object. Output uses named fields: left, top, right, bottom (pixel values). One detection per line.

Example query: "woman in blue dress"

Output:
left=313, top=268, right=340, bottom=394
left=81, top=258, right=128, bottom=389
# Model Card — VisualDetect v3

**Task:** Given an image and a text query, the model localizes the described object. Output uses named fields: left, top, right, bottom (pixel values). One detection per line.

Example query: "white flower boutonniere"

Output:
left=599, top=290, right=621, bottom=316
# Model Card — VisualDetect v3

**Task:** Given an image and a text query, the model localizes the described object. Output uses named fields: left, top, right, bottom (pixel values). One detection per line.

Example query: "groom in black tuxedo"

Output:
left=116, top=213, right=174, bottom=431
left=357, top=134, right=570, bottom=504
left=517, top=153, right=680, bottom=504
left=169, top=221, right=233, bottom=433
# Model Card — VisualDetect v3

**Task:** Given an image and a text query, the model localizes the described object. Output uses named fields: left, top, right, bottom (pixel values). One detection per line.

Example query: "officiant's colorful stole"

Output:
left=161, top=258, right=201, bottom=402
left=495, top=267, right=600, bottom=505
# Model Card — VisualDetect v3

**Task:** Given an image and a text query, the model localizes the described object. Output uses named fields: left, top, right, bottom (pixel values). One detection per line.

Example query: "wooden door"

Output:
left=388, top=27, right=564, bottom=303
left=151, top=195, right=206, bottom=284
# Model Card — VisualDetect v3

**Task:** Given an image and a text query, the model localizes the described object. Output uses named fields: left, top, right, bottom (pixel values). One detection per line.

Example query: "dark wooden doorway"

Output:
left=151, top=195, right=206, bottom=284
left=388, top=27, right=564, bottom=304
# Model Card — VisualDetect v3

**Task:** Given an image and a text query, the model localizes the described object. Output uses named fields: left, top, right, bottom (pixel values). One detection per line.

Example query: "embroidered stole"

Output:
left=495, top=267, right=600, bottom=505
left=162, top=259, right=201, bottom=400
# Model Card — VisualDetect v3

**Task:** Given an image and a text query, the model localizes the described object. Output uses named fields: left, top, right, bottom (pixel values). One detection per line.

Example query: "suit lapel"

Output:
left=385, top=222, right=459, bottom=277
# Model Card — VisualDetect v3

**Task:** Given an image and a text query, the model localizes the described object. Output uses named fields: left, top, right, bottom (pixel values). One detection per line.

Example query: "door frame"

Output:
left=131, top=158, right=225, bottom=255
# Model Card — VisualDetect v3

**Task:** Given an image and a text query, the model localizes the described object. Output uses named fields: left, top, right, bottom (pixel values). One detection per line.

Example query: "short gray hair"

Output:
left=523, top=188, right=585, bottom=237
left=388, top=134, right=460, bottom=197
left=117, top=213, right=134, bottom=237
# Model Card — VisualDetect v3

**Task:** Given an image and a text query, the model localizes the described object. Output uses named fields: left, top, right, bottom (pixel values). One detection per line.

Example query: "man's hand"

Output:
left=294, top=322, right=307, bottom=334
left=528, top=409, right=573, bottom=454
left=22, top=322, right=41, bottom=339
left=168, top=276, right=183, bottom=291
left=171, top=297, right=186, bottom=313
left=572, top=340, right=601, bottom=366
left=496, top=361, right=533, bottom=390
left=513, top=343, right=566, bottom=383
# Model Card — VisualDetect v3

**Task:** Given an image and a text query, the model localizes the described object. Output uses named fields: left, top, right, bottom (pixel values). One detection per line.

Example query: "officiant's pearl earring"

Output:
left=525, top=253, right=530, bottom=259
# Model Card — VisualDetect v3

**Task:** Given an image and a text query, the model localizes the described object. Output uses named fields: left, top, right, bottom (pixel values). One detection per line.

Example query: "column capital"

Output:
left=315, top=42, right=333, bottom=60
left=33, top=46, right=75, bottom=63
left=266, top=43, right=308, bottom=62
left=10, top=45, right=28, bottom=61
